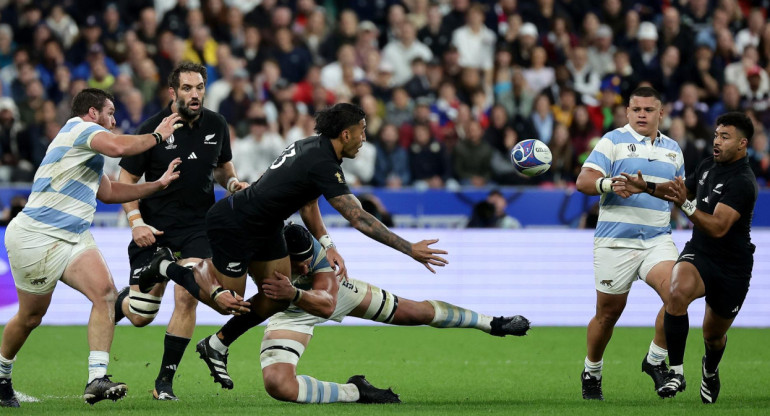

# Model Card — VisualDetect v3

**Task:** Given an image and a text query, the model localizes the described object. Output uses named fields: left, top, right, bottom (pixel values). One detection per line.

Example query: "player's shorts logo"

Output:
left=30, top=277, right=47, bottom=286
left=226, top=262, right=243, bottom=273
left=600, top=279, right=613, bottom=287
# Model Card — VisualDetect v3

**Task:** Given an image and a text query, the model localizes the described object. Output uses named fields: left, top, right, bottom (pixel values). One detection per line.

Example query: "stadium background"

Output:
left=0, top=0, right=769, bottom=328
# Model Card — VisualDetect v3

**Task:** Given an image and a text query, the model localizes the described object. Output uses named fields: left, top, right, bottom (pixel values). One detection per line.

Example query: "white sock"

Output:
left=295, top=375, right=359, bottom=403
left=647, top=341, right=668, bottom=365
left=88, top=351, right=110, bottom=383
left=159, top=260, right=173, bottom=277
left=670, top=364, right=684, bottom=375
left=427, top=301, right=492, bottom=331
left=209, top=335, right=228, bottom=355
left=584, top=357, right=603, bottom=379
left=0, top=353, right=14, bottom=379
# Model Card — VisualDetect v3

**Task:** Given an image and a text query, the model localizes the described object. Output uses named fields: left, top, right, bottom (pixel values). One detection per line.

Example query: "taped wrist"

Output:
left=595, top=178, right=612, bottom=194
left=226, top=177, right=239, bottom=193
left=646, top=181, right=657, bottom=195
left=211, top=286, right=236, bottom=302
left=680, top=199, right=696, bottom=217
left=127, top=209, right=144, bottom=229
left=152, top=132, right=162, bottom=145
left=318, top=234, right=335, bottom=249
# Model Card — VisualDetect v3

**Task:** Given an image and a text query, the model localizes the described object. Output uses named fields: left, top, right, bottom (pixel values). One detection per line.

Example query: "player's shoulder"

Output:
left=657, top=132, right=683, bottom=153
left=602, top=126, right=637, bottom=144
left=309, top=239, right=332, bottom=273
left=137, top=108, right=169, bottom=131
left=202, top=107, right=228, bottom=127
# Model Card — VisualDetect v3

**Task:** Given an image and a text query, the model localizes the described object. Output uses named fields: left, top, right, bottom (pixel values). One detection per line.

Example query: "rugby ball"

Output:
left=510, top=139, right=552, bottom=177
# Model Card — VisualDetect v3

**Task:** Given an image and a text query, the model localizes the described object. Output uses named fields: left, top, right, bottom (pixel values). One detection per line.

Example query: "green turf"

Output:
left=2, top=325, right=768, bottom=415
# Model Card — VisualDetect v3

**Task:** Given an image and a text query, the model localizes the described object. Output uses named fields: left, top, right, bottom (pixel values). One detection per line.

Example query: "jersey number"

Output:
left=270, top=143, right=296, bottom=169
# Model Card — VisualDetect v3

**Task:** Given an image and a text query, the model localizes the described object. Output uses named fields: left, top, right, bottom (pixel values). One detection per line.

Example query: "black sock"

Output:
left=704, top=336, right=727, bottom=374
left=219, top=295, right=265, bottom=346
left=114, top=289, right=129, bottom=324
left=164, top=263, right=203, bottom=301
left=157, top=333, right=190, bottom=383
left=664, top=312, right=689, bottom=367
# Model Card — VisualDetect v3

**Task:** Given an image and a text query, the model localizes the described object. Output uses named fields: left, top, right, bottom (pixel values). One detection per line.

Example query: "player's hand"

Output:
left=325, top=246, right=347, bottom=279
left=261, top=271, right=296, bottom=301
left=664, top=176, right=687, bottom=206
left=411, top=239, right=448, bottom=273
left=614, top=171, right=647, bottom=196
left=228, top=180, right=250, bottom=193
left=154, top=113, right=183, bottom=140
left=212, top=288, right=250, bottom=315
left=131, top=224, right=163, bottom=247
left=157, top=158, right=181, bottom=189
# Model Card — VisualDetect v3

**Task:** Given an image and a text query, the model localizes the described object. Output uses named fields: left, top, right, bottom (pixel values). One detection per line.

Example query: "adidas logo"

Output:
left=188, top=152, right=198, bottom=160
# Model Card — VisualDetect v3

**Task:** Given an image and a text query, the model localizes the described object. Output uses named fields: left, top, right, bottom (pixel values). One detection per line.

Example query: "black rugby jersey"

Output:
left=232, top=135, right=351, bottom=226
left=119, top=104, right=232, bottom=229
left=684, top=156, right=757, bottom=269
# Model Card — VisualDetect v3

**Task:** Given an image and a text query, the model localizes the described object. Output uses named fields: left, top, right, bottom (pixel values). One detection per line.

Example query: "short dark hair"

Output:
left=283, top=223, right=314, bottom=261
left=716, top=111, right=754, bottom=144
left=168, top=62, right=208, bottom=90
left=71, top=88, right=113, bottom=117
left=314, top=103, right=366, bottom=138
left=629, top=86, right=662, bottom=105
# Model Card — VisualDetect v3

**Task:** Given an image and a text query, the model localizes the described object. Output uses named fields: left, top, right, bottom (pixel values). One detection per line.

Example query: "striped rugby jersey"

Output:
left=583, top=124, right=685, bottom=249
left=15, top=117, right=108, bottom=242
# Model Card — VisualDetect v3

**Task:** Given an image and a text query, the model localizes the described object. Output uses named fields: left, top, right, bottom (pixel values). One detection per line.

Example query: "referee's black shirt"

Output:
left=233, top=135, right=351, bottom=228
left=119, top=104, right=232, bottom=231
left=685, top=156, right=757, bottom=271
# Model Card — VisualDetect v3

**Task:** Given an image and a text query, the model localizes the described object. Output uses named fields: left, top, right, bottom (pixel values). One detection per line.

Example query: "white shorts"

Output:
left=594, top=239, right=678, bottom=295
left=266, top=278, right=369, bottom=335
left=5, top=219, right=97, bottom=294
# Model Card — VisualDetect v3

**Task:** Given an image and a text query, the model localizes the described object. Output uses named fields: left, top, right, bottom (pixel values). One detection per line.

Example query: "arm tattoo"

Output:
left=329, top=194, right=412, bottom=255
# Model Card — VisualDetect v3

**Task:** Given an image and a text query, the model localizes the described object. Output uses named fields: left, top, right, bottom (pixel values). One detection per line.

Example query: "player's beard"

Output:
left=177, top=96, right=204, bottom=121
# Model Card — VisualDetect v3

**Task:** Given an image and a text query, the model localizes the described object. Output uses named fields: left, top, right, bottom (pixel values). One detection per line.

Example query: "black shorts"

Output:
left=206, top=196, right=288, bottom=278
left=677, top=243, right=751, bottom=319
left=127, top=225, right=211, bottom=281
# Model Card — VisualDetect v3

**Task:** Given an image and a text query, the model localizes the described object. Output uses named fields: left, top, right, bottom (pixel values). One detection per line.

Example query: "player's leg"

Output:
left=115, top=243, right=168, bottom=327
left=640, top=247, right=677, bottom=391
left=658, top=259, right=706, bottom=398
left=698, top=304, right=734, bottom=404
left=61, top=246, right=127, bottom=404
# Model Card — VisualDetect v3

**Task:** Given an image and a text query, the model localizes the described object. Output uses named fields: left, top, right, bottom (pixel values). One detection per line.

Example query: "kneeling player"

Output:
left=196, top=224, right=530, bottom=403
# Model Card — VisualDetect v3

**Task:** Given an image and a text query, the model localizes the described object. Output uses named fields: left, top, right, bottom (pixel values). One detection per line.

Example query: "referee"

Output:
left=651, top=112, right=758, bottom=403
left=114, top=62, right=249, bottom=401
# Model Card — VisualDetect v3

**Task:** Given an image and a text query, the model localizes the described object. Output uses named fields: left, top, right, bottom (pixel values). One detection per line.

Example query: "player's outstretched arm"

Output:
left=119, top=168, right=165, bottom=247
left=90, top=113, right=182, bottom=157
left=300, top=199, right=346, bottom=277
left=616, top=170, right=679, bottom=199
left=576, top=167, right=631, bottom=198
left=261, top=270, right=338, bottom=318
left=96, top=158, right=181, bottom=204
left=328, top=194, right=448, bottom=273
left=665, top=176, right=741, bottom=238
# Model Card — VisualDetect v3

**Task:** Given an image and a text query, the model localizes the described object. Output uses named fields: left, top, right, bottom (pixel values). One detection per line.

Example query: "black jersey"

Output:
left=233, top=135, right=351, bottom=227
left=684, top=156, right=757, bottom=271
left=119, top=104, right=232, bottom=229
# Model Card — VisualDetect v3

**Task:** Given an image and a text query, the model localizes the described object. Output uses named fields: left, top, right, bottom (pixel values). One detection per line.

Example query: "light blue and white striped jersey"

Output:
left=583, top=124, right=685, bottom=249
left=16, top=117, right=109, bottom=242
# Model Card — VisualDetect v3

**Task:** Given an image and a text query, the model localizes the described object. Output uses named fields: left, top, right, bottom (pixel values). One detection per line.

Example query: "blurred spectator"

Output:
left=205, top=56, right=239, bottom=112
left=133, top=58, right=160, bottom=105
left=45, top=5, right=79, bottom=50
left=404, top=57, right=432, bottom=100
left=609, top=102, right=628, bottom=131
left=658, top=8, right=693, bottom=55
left=668, top=116, right=709, bottom=177
left=466, top=189, right=521, bottom=229
left=418, top=2, right=452, bottom=58
left=551, top=88, right=576, bottom=127
left=320, top=44, right=365, bottom=91
left=219, top=68, right=253, bottom=135
left=688, top=41, right=722, bottom=102
left=567, top=46, right=600, bottom=105
left=373, top=123, right=410, bottom=188
left=0, top=195, right=27, bottom=226
left=571, top=104, right=600, bottom=156
left=442, top=0, right=472, bottom=35
left=382, top=20, right=432, bottom=87
left=136, top=7, right=160, bottom=56
left=431, top=81, right=461, bottom=128
left=183, top=25, right=219, bottom=66
left=671, top=83, right=709, bottom=120
left=379, top=3, right=406, bottom=48
left=630, top=21, right=660, bottom=83
left=115, top=88, right=150, bottom=134
left=355, top=20, right=381, bottom=70
left=748, top=130, right=770, bottom=186
left=681, top=106, right=712, bottom=152
left=235, top=25, right=268, bottom=75
left=55, top=79, right=86, bottom=125
left=615, top=10, right=640, bottom=51
left=304, top=8, right=329, bottom=64
left=277, top=100, right=304, bottom=144
left=654, top=45, right=686, bottom=103
left=68, top=14, right=102, bottom=65
left=457, top=67, right=484, bottom=105
left=600, top=0, right=624, bottom=38
left=714, top=28, right=740, bottom=69
left=522, top=46, right=554, bottom=94
left=0, top=24, right=14, bottom=69
left=724, top=45, right=763, bottom=96
left=341, top=139, right=376, bottom=187
left=498, top=68, right=535, bottom=120
left=451, top=4, right=496, bottom=84
left=587, top=76, right=621, bottom=133
left=681, top=0, right=713, bottom=33
left=358, top=93, right=384, bottom=140
left=734, top=8, right=764, bottom=54
left=271, top=27, right=312, bottom=83
left=384, top=87, right=413, bottom=127
left=0, top=98, right=34, bottom=182
left=453, top=119, right=494, bottom=187
left=742, top=65, right=770, bottom=129
left=160, top=0, right=191, bottom=38
left=530, top=93, right=555, bottom=144
left=318, top=9, right=359, bottom=64
left=760, top=24, right=770, bottom=68
left=587, top=24, right=616, bottom=77
left=708, top=83, right=743, bottom=126
left=482, top=104, right=510, bottom=156
left=231, top=117, right=285, bottom=183
left=410, top=121, right=453, bottom=190
left=608, top=50, right=639, bottom=100
left=548, top=122, right=575, bottom=184
left=511, top=22, right=539, bottom=68
left=542, top=15, right=577, bottom=66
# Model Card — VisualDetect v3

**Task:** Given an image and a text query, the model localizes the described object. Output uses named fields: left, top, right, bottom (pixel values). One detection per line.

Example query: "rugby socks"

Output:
left=88, top=351, right=109, bottom=383
left=664, top=312, right=689, bottom=375
left=295, top=375, right=359, bottom=403
left=427, top=301, right=492, bottom=331
left=208, top=333, right=229, bottom=354
left=647, top=341, right=668, bottom=365
left=160, top=262, right=203, bottom=302
left=584, top=357, right=603, bottom=379
left=703, top=337, right=727, bottom=377
left=0, top=354, right=14, bottom=379
left=218, top=295, right=266, bottom=346
left=157, top=333, right=190, bottom=383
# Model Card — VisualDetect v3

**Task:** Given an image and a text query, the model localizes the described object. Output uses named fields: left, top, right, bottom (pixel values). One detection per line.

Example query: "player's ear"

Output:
left=168, top=86, right=176, bottom=100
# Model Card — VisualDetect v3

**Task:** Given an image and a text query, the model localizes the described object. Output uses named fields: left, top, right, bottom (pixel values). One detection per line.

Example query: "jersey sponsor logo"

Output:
left=188, top=152, right=198, bottom=159
left=713, top=183, right=723, bottom=194
left=165, top=134, right=177, bottom=150
left=627, top=144, right=638, bottom=158
left=699, top=170, right=709, bottom=185
left=204, top=134, right=217, bottom=144
left=335, top=171, right=345, bottom=183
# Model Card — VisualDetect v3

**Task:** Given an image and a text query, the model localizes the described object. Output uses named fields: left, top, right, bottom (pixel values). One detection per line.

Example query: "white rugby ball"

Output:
left=510, top=139, right=552, bottom=177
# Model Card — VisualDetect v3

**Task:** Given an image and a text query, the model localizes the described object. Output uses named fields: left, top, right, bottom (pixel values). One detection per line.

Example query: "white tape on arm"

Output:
left=595, top=178, right=612, bottom=194
left=127, top=209, right=145, bottom=229
left=680, top=199, right=696, bottom=217
left=226, top=177, right=239, bottom=193
left=318, top=234, right=335, bottom=249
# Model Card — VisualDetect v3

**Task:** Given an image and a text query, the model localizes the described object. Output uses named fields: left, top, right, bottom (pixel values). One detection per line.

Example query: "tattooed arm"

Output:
left=328, top=194, right=449, bottom=273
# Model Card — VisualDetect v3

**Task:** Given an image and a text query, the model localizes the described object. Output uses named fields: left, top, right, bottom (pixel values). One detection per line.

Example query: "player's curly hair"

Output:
left=716, top=112, right=754, bottom=144
left=71, top=88, right=114, bottom=117
left=314, top=103, right=366, bottom=138
left=168, top=62, right=208, bottom=90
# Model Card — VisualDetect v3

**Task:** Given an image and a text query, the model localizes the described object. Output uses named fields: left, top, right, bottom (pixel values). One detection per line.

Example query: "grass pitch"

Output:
left=3, top=325, right=768, bottom=415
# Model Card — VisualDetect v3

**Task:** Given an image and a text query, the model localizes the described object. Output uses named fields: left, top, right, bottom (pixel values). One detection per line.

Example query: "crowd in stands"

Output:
left=0, top=0, right=769, bottom=188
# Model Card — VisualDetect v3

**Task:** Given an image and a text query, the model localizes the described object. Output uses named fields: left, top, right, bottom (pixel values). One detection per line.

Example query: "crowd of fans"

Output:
left=1, top=0, right=769, bottom=188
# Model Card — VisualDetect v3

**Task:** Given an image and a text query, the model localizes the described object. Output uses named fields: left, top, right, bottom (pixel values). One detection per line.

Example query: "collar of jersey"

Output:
left=624, top=123, right=660, bottom=144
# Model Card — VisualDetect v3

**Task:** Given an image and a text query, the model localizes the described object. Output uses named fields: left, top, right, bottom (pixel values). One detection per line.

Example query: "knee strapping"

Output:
left=128, top=289, right=162, bottom=319
left=362, top=285, right=399, bottom=323
left=260, top=338, right=305, bottom=369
